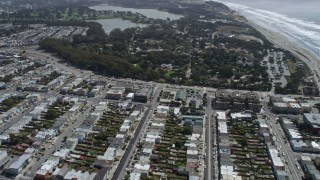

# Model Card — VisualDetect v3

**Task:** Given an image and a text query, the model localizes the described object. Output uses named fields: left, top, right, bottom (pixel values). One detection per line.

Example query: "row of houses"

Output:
left=1, top=96, right=87, bottom=177
left=300, top=156, right=320, bottom=180
left=0, top=93, right=38, bottom=124
left=94, top=110, right=141, bottom=169
left=281, top=117, right=320, bottom=153
left=271, top=97, right=312, bottom=114
left=130, top=105, right=170, bottom=180
left=131, top=104, right=204, bottom=180
left=0, top=58, right=35, bottom=82
left=77, top=101, right=108, bottom=132
left=258, top=118, right=289, bottom=179
left=18, top=71, right=72, bottom=93
left=216, top=111, right=242, bottom=180
left=34, top=101, right=143, bottom=180
left=34, top=102, right=108, bottom=180
left=59, top=75, right=106, bottom=97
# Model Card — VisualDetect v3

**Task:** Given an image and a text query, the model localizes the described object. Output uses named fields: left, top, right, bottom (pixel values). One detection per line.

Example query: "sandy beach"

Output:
left=244, top=19, right=320, bottom=89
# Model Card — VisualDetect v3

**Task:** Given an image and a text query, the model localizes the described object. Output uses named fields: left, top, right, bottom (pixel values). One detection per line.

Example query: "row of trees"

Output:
left=39, top=38, right=163, bottom=81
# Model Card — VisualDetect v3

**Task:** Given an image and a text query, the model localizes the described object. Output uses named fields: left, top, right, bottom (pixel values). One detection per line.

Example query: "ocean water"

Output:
left=212, top=0, right=320, bottom=59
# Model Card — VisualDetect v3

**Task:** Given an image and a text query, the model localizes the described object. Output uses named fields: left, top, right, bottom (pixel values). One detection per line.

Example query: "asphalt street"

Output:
left=112, top=84, right=163, bottom=180
left=2, top=45, right=316, bottom=180
left=262, top=102, right=303, bottom=180
left=205, top=96, right=213, bottom=180
left=21, top=101, right=94, bottom=178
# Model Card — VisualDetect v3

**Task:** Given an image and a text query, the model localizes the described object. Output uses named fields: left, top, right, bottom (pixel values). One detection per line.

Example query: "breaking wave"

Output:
left=213, top=1, right=320, bottom=59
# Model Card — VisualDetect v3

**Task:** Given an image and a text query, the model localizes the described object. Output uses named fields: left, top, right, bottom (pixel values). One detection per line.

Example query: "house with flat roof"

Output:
left=182, top=115, right=203, bottom=126
left=6, top=154, right=32, bottom=175
left=0, top=150, right=9, bottom=169
left=303, top=113, right=320, bottom=133
left=268, top=148, right=285, bottom=170
left=64, top=169, right=97, bottom=180
left=300, top=156, right=320, bottom=180
left=230, top=112, right=252, bottom=121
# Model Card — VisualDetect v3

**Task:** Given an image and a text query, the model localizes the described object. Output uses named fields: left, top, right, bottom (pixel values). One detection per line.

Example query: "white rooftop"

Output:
left=130, top=111, right=140, bottom=117
left=187, top=149, right=198, bottom=155
left=274, top=102, right=287, bottom=108
left=130, top=172, right=141, bottom=180
left=230, top=113, right=252, bottom=120
left=269, top=148, right=284, bottom=167
left=282, top=97, right=296, bottom=102
left=53, top=148, right=70, bottom=159
left=64, top=169, right=96, bottom=180
left=174, top=108, right=180, bottom=115
left=221, top=165, right=237, bottom=176
left=134, top=163, right=150, bottom=171
left=216, top=111, right=226, bottom=120
left=8, top=154, right=32, bottom=169
left=289, top=103, right=301, bottom=108
left=218, top=121, right=228, bottom=134
left=127, top=93, right=134, bottom=98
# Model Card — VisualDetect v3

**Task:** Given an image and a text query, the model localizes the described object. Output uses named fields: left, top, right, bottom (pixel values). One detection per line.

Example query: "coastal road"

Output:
left=262, top=102, right=303, bottom=180
left=112, top=84, right=163, bottom=180
left=248, top=22, right=320, bottom=92
left=205, top=96, right=214, bottom=180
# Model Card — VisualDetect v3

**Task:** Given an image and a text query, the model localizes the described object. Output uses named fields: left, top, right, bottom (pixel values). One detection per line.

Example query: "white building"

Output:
left=268, top=148, right=285, bottom=170
left=6, top=154, right=32, bottom=175
left=64, top=169, right=97, bottom=180
left=126, top=93, right=135, bottom=100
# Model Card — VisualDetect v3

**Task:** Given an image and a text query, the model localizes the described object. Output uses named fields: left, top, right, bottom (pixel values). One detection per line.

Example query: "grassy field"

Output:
left=165, top=70, right=174, bottom=78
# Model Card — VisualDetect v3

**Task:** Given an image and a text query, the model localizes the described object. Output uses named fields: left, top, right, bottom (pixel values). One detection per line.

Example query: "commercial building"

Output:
left=272, top=102, right=301, bottom=114
left=134, top=85, right=153, bottom=103
left=175, top=89, right=186, bottom=101
left=212, top=90, right=261, bottom=112
left=106, top=87, right=125, bottom=100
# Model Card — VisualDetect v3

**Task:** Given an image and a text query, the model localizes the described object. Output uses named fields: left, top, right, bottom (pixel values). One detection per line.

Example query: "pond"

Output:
left=90, top=18, right=147, bottom=34
left=89, top=4, right=183, bottom=20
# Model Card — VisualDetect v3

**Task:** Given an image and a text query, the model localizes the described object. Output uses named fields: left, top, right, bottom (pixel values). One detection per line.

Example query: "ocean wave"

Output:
left=211, top=0, right=320, bottom=59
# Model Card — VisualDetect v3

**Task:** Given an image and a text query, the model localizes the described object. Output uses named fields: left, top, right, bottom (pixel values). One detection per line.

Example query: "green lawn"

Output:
left=165, top=70, right=174, bottom=78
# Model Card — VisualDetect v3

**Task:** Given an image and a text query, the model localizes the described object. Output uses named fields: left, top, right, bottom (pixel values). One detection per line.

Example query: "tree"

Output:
left=182, top=126, right=192, bottom=135
left=45, top=109, right=60, bottom=120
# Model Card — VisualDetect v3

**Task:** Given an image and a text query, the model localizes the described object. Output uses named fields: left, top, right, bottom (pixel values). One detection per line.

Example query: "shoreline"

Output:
left=245, top=19, right=320, bottom=90
left=214, top=0, right=320, bottom=78
left=223, top=4, right=320, bottom=68
left=248, top=20, right=320, bottom=68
